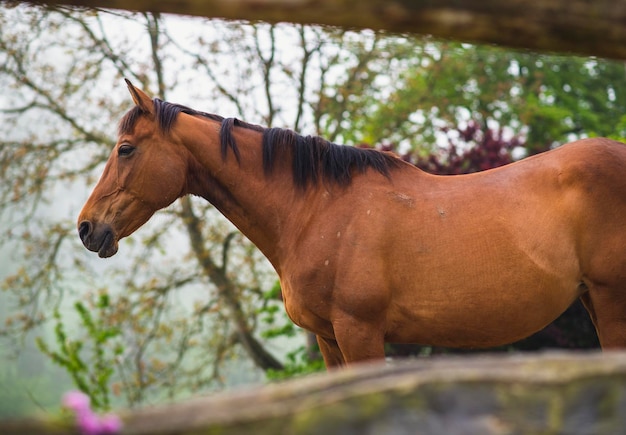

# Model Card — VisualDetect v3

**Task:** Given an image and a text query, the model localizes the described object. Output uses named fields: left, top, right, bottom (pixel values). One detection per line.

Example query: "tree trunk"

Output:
left=180, top=197, right=283, bottom=371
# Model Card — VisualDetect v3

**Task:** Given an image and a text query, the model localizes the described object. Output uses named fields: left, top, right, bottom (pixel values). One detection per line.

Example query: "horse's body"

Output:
left=78, top=81, right=626, bottom=367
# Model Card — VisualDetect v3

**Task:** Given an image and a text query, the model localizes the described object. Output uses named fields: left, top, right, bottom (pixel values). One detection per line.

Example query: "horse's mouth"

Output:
left=78, top=220, right=119, bottom=258
left=97, top=232, right=118, bottom=258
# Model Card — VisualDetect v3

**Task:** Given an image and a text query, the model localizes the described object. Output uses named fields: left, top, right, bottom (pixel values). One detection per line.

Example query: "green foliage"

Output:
left=326, top=42, right=626, bottom=154
left=259, top=281, right=297, bottom=340
left=265, top=345, right=326, bottom=381
left=35, top=293, right=122, bottom=411
left=258, top=281, right=325, bottom=379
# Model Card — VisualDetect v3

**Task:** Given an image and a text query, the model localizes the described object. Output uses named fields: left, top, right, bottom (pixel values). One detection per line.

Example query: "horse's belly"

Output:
left=385, top=274, right=581, bottom=348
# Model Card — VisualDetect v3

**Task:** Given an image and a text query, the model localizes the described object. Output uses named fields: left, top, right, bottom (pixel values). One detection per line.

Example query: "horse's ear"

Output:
left=125, top=79, right=154, bottom=114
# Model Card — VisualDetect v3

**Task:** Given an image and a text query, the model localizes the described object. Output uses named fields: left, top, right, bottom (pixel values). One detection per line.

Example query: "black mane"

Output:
left=262, top=128, right=401, bottom=188
left=119, top=98, right=401, bottom=189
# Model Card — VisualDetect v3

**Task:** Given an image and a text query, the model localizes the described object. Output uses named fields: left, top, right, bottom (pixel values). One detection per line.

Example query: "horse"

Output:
left=78, top=80, right=626, bottom=368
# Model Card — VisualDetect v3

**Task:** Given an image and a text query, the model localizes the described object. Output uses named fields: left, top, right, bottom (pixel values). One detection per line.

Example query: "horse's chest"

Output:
left=280, top=279, right=335, bottom=338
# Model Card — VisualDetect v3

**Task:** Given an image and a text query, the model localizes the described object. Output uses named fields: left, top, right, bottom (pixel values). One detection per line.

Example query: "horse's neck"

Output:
left=179, top=114, right=296, bottom=268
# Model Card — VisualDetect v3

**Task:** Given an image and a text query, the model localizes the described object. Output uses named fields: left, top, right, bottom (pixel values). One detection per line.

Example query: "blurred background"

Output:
left=0, top=2, right=617, bottom=417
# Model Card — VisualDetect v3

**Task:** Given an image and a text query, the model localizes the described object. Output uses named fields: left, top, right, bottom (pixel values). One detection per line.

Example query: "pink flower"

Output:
left=61, top=391, right=122, bottom=435
left=100, top=414, right=123, bottom=434
left=77, top=411, right=102, bottom=435
left=62, top=391, right=91, bottom=413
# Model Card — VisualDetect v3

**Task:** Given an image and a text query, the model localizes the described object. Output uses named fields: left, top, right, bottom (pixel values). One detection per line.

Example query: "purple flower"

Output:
left=61, top=391, right=122, bottom=435
left=99, top=414, right=123, bottom=434
left=62, top=391, right=91, bottom=413
left=77, top=411, right=102, bottom=435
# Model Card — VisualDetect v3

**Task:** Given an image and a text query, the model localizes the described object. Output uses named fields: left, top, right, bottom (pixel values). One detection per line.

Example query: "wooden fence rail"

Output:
left=2, top=352, right=626, bottom=434
left=22, top=0, right=626, bottom=60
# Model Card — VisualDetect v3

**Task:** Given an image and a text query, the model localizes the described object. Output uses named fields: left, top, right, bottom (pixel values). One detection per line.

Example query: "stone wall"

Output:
left=2, top=351, right=626, bottom=434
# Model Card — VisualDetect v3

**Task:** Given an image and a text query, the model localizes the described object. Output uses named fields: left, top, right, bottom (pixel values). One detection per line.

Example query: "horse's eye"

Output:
left=118, top=144, right=135, bottom=157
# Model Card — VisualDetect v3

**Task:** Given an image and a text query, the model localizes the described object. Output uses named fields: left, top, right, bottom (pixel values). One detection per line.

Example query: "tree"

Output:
left=0, top=6, right=283, bottom=409
left=0, top=4, right=425, bottom=410
left=340, top=43, right=626, bottom=153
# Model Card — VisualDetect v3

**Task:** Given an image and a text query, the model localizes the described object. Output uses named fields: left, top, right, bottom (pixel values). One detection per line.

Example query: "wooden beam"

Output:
left=3, top=352, right=626, bottom=434
left=23, top=0, right=626, bottom=59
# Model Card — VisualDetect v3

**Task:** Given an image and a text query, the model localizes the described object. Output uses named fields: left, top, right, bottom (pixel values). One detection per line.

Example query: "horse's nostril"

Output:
left=78, top=220, right=93, bottom=242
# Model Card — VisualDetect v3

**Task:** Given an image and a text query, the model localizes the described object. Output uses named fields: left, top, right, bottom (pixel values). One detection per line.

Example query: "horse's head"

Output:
left=77, top=81, right=188, bottom=257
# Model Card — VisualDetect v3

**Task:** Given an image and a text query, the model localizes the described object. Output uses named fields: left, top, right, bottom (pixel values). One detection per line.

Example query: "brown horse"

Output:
left=78, top=80, right=626, bottom=368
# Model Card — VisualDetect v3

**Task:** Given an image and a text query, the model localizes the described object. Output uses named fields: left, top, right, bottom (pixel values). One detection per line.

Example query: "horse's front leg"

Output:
left=316, top=335, right=346, bottom=369
left=332, top=314, right=386, bottom=366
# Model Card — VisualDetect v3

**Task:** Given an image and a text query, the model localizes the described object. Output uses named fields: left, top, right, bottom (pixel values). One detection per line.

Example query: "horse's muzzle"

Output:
left=78, top=220, right=118, bottom=258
